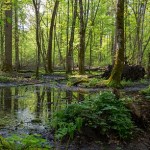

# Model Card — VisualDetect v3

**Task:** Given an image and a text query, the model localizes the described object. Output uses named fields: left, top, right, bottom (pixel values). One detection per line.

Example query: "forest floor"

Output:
left=0, top=71, right=150, bottom=149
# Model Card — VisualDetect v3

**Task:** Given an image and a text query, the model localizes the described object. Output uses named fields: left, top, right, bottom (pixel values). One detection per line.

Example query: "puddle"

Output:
left=1, top=83, right=147, bottom=137
left=0, top=85, right=90, bottom=137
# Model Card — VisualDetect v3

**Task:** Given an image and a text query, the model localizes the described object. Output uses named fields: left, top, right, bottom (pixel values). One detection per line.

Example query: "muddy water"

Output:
left=0, top=85, right=86, bottom=136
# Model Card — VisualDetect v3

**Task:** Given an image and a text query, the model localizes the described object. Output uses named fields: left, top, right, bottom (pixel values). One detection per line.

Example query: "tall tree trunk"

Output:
left=78, top=0, right=85, bottom=75
left=47, top=0, right=59, bottom=73
left=14, top=0, right=20, bottom=71
left=66, top=0, right=77, bottom=74
left=147, top=53, right=150, bottom=79
left=41, top=29, right=48, bottom=72
left=2, top=1, right=12, bottom=72
left=0, top=4, right=4, bottom=68
left=32, top=0, right=41, bottom=78
left=107, top=0, right=125, bottom=87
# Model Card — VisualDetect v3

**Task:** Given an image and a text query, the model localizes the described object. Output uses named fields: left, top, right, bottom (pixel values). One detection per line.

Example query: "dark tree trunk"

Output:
left=66, top=0, right=77, bottom=74
left=0, top=4, right=4, bottom=68
left=2, top=1, right=12, bottom=72
left=147, top=53, right=150, bottom=79
left=47, top=0, right=59, bottom=73
left=14, top=0, right=20, bottom=71
left=78, top=0, right=85, bottom=75
left=32, top=0, right=42, bottom=78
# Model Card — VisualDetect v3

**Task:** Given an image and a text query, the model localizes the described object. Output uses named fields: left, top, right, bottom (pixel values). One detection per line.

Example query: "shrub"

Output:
left=50, top=92, right=134, bottom=140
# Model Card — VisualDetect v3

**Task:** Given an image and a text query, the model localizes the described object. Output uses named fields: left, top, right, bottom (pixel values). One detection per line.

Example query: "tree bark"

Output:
left=47, top=0, right=59, bottom=73
left=0, top=3, right=4, bottom=68
left=147, top=53, right=150, bottom=79
left=78, top=0, right=85, bottom=75
left=32, top=0, right=41, bottom=78
left=2, top=1, right=12, bottom=72
left=66, top=0, right=77, bottom=74
left=107, top=0, right=125, bottom=87
left=14, top=0, right=20, bottom=71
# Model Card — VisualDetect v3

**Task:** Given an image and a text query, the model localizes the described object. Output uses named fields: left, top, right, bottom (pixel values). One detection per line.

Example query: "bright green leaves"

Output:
left=5, top=134, right=51, bottom=150
left=50, top=91, right=134, bottom=140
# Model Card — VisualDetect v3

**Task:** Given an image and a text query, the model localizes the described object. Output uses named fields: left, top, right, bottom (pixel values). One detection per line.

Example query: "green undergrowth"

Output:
left=50, top=92, right=134, bottom=140
left=67, top=75, right=149, bottom=88
left=0, top=134, right=51, bottom=150
left=121, top=79, right=149, bottom=87
left=140, top=86, right=150, bottom=96
left=0, top=75, right=14, bottom=83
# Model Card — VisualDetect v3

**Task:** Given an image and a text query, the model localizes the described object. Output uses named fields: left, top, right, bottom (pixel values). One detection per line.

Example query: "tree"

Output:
left=14, top=0, right=20, bottom=71
left=66, top=0, right=77, bottom=74
left=32, top=0, right=41, bottom=78
left=0, top=2, right=4, bottom=67
left=107, top=0, right=125, bottom=87
left=2, top=0, right=12, bottom=72
left=47, top=0, right=59, bottom=73
left=78, top=0, right=86, bottom=74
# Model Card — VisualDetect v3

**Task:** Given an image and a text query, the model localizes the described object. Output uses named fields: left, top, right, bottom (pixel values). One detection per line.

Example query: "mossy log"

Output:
left=71, top=79, right=88, bottom=86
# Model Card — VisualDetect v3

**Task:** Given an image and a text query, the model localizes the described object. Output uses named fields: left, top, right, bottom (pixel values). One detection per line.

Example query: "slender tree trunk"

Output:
left=41, top=30, right=48, bottom=72
left=47, top=0, right=59, bottom=73
left=147, top=53, right=150, bottom=79
left=107, top=0, right=125, bottom=87
left=32, top=0, right=41, bottom=78
left=78, top=0, right=85, bottom=75
left=66, top=0, right=77, bottom=74
left=0, top=4, right=4, bottom=68
left=66, top=0, right=69, bottom=70
left=14, top=0, right=20, bottom=71
left=138, top=1, right=148, bottom=65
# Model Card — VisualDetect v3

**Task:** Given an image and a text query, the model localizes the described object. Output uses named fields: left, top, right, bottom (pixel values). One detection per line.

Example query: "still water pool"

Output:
left=0, top=84, right=87, bottom=136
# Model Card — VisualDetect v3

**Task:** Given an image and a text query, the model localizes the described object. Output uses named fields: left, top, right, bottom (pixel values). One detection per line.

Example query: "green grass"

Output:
left=140, top=86, right=150, bottom=96
left=0, top=75, right=14, bottom=83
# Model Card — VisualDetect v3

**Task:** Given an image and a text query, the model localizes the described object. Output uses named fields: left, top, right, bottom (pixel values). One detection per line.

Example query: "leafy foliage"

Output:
left=140, top=86, right=150, bottom=96
left=50, top=92, right=134, bottom=140
left=0, top=75, right=14, bottom=83
left=5, top=134, right=51, bottom=150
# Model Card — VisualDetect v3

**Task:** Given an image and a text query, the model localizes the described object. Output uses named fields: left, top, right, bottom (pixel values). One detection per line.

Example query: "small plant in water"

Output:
left=50, top=91, right=134, bottom=140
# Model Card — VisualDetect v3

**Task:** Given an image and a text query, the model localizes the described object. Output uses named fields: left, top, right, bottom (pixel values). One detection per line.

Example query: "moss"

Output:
left=140, top=86, right=150, bottom=96
left=0, top=76, right=14, bottom=83
left=0, top=136, right=14, bottom=150
left=31, top=119, right=42, bottom=124
left=107, top=79, right=123, bottom=88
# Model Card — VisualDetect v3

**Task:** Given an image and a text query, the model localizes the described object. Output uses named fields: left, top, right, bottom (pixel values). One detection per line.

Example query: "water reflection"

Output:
left=0, top=86, right=85, bottom=132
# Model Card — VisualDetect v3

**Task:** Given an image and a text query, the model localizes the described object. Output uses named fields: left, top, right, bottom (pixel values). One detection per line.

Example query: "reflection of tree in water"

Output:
left=0, top=88, right=4, bottom=110
left=14, top=88, right=19, bottom=111
left=4, top=87, right=12, bottom=112
left=66, top=91, right=73, bottom=104
left=46, top=87, right=52, bottom=118
left=35, top=86, right=46, bottom=118
left=77, top=93, right=84, bottom=102
left=0, top=86, right=87, bottom=130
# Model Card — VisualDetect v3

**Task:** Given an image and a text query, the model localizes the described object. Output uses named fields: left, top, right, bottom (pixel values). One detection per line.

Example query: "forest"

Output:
left=0, top=0, right=150, bottom=149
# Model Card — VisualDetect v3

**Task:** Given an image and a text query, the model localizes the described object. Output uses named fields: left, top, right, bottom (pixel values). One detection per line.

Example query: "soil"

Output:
left=42, top=129, right=150, bottom=150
